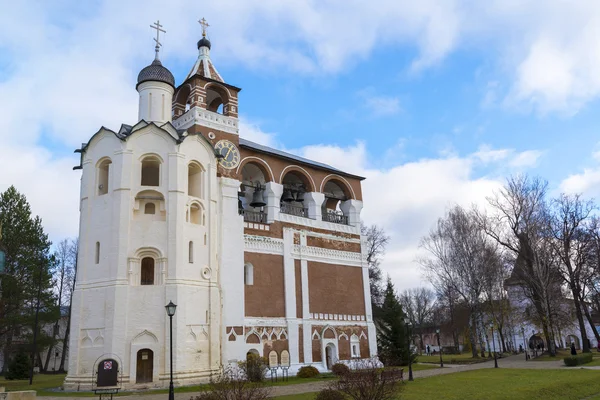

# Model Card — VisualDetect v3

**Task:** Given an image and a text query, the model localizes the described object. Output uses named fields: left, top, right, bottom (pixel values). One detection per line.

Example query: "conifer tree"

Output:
left=376, top=277, right=414, bottom=366
left=0, top=186, right=58, bottom=373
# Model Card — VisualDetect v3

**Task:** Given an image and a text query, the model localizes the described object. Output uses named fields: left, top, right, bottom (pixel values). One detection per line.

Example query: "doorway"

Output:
left=136, top=349, right=153, bottom=384
left=326, top=343, right=336, bottom=370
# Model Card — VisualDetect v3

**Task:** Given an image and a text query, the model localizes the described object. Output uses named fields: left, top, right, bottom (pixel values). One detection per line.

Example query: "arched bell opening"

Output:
left=322, top=179, right=351, bottom=225
left=173, top=84, right=192, bottom=119
left=205, top=84, right=230, bottom=115
left=240, top=162, right=270, bottom=223
left=280, top=170, right=312, bottom=218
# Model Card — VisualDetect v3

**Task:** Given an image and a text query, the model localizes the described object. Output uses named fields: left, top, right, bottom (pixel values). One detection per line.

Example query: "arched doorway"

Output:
left=246, top=349, right=260, bottom=360
left=528, top=335, right=544, bottom=350
left=325, top=343, right=337, bottom=370
left=566, top=335, right=581, bottom=350
left=136, top=349, right=153, bottom=384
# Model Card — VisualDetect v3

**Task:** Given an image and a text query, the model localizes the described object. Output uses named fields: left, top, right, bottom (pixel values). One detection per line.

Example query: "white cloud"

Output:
left=364, top=95, right=402, bottom=117
left=509, top=150, right=543, bottom=168
left=239, top=118, right=279, bottom=148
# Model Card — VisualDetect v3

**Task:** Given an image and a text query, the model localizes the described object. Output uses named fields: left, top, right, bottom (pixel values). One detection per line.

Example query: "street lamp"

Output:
left=403, top=317, right=414, bottom=381
left=521, top=326, right=529, bottom=361
left=435, top=328, right=443, bottom=368
left=489, top=322, right=498, bottom=368
left=165, top=301, right=177, bottom=400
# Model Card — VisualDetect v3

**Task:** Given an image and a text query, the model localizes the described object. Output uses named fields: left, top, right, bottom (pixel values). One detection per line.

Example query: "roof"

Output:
left=137, top=59, right=175, bottom=88
left=239, top=138, right=365, bottom=180
left=186, top=39, right=224, bottom=82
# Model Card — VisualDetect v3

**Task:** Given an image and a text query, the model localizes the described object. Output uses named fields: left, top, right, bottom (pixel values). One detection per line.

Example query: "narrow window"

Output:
left=141, top=257, right=155, bottom=285
left=188, top=163, right=204, bottom=198
left=141, top=157, right=160, bottom=186
left=144, top=203, right=156, bottom=214
left=189, top=241, right=194, bottom=263
left=97, top=159, right=111, bottom=195
left=161, top=94, right=165, bottom=121
left=244, top=263, right=254, bottom=285
left=204, top=233, right=207, bottom=245
left=95, top=242, right=100, bottom=264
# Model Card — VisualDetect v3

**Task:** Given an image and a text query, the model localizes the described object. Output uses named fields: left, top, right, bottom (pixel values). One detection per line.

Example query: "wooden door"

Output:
left=136, top=349, right=153, bottom=383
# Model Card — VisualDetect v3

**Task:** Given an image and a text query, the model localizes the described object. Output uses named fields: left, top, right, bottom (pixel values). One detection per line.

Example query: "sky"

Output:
left=1, top=0, right=600, bottom=292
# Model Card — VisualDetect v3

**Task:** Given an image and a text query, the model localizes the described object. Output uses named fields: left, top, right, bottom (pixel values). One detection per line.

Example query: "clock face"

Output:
left=215, top=140, right=240, bottom=169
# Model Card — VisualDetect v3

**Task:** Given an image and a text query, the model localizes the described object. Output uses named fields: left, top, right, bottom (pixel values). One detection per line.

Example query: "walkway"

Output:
left=38, top=355, right=572, bottom=399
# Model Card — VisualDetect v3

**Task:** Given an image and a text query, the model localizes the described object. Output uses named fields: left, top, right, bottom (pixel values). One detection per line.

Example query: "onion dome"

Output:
left=197, top=37, right=211, bottom=50
left=137, top=59, right=175, bottom=88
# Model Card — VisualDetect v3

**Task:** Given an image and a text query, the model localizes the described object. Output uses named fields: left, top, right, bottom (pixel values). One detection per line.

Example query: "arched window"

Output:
left=95, top=242, right=100, bottom=264
left=244, top=263, right=254, bottom=286
left=190, top=203, right=203, bottom=225
left=189, top=241, right=194, bottom=263
left=188, top=162, right=204, bottom=198
left=351, top=334, right=360, bottom=358
left=97, top=159, right=111, bottom=195
left=141, top=257, right=155, bottom=285
left=144, top=203, right=156, bottom=214
left=141, top=156, right=160, bottom=186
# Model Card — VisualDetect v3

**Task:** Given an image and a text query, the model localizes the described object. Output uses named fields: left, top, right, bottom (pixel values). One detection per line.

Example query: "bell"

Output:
left=250, top=188, right=267, bottom=208
left=295, top=191, right=304, bottom=202
left=282, top=189, right=294, bottom=203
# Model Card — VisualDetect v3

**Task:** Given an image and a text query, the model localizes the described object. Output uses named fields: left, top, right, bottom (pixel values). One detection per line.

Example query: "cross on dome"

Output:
left=199, top=18, right=210, bottom=37
left=150, top=20, right=166, bottom=60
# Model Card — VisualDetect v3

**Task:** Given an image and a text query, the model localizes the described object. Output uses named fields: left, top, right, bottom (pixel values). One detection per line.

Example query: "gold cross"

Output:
left=199, top=18, right=210, bottom=37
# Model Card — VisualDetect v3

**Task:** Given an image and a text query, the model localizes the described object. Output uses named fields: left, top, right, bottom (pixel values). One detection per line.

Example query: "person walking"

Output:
left=570, top=342, right=577, bottom=356
left=426, top=345, right=430, bottom=356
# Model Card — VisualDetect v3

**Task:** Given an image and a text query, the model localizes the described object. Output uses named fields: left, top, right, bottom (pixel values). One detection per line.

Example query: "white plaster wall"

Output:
left=137, top=81, right=174, bottom=124
left=66, top=126, right=221, bottom=390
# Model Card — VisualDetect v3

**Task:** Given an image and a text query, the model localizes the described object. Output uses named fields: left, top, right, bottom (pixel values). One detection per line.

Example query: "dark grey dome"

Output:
left=197, top=37, right=211, bottom=50
left=136, top=59, right=175, bottom=88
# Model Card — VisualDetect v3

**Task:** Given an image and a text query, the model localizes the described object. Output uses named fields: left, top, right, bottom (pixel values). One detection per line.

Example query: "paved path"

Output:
left=38, top=355, right=574, bottom=399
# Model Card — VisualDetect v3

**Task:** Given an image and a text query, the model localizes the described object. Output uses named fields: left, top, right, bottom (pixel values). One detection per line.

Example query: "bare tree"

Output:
left=548, top=194, right=596, bottom=352
left=420, top=205, right=497, bottom=358
left=361, top=224, right=390, bottom=310
left=59, top=238, right=78, bottom=372
left=477, top=175, right=559, bottom=355
left=399, top=287, right=435, bottom=352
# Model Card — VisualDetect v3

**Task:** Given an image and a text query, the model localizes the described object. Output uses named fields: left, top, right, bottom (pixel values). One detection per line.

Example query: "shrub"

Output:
left=297, top=365, right=320, bottom=378
left=331, top=363, right=350, bottom=377
left=238, top=353, right=268, bottom=382
left=331, top=358, right=402, bottom=400
left=6, top=351, right=30, bottom=380
left=563, top=352, right=593, bottom=366
left=316, top=388, right=347, bottom=400
left=189, top=364, right=271, bottom=400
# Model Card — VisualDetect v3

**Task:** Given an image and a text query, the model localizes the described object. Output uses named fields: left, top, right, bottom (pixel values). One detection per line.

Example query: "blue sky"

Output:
left=1, top=0, right=600, bottom=290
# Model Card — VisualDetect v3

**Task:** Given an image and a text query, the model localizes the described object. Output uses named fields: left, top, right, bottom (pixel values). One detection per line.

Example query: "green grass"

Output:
left=273, top=369, right=600, bottom=400
left=1, top=372, right=337, bottom=397
left=530, top=349, right=571, bottom=361
left=1, top=373, right=66, bottom=393
left=416, top=352, right=488, bottom=364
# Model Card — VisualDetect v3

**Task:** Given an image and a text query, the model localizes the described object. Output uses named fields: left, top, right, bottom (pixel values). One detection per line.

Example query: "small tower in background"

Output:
left=137, top=20, right=175, bottom=124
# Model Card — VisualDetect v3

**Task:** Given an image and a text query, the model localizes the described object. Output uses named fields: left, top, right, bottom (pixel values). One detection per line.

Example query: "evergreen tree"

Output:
left=376, top=277, right=415, bottom=366
left=0, top=186, right=58, bottom=373
left=6, top=351, right=31, bottom=380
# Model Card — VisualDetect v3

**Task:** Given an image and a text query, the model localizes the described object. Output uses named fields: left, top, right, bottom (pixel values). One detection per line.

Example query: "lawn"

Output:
left=416, top=352, right=487, bottom=364
left=530, top=349, right=571, bottom=361
left=273, top=369, right=600, bottom=400
left=1, top=372, right=337, bottom=397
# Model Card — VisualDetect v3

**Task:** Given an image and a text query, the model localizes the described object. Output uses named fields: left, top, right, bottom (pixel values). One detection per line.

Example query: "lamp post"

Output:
left=404, top=317, right=413, bottom=381
left=522, top=326, right=529, bottom=361
left=490, top=322, right=498, bottom=368
left=165, top=301, right=177, bottom=400
left=435, top=328, right=443, bottom=368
